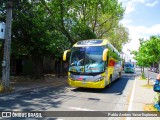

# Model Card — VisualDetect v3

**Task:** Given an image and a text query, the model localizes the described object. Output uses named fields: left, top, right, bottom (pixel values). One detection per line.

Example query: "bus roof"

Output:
left=73, top=39, right=120, bottom=55
left=73, top=39, right=110, bottom=47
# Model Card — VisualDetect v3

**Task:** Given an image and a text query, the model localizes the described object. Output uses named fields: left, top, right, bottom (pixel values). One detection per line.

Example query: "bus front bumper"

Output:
left=68, top=79, right=105, bottom=89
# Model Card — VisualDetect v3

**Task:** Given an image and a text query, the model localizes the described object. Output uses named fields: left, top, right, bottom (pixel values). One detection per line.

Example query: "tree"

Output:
left=147, top=36, right=160, bottom=65
left=72, top=0, right=127, bottom=51
left=132, top=36, right=160, bottom=84
left=132, top=39, right=153, bottom=71
left=1, top=0, right=129, bottom=78
left=0, top=0, right=7, bottom=59
left=11, top=0, right=97, bottom=78
left=105, top=24, right=130, bottom=52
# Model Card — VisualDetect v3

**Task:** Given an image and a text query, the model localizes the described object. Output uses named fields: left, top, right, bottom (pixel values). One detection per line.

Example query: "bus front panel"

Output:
left=68, top=72, right=106, bottom=88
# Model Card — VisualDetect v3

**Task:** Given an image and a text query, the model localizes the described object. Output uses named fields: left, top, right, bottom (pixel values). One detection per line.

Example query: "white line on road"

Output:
left=126, top=78, right=137, bottom=120
left=68, top=106, right=95, bottom=111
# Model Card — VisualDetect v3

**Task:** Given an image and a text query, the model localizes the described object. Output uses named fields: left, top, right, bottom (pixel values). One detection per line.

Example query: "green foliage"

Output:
left=109, top=49, right=121, bottom=61
left=0, top=0, right=7, bottom=22
left=0, top=0, right=129, bottom=77
left=1, top=0, right=127, bottom=58
left=132, top=36, right=160, bottom=68
left=141, top=72, right=146, bottom=80
left=106, top=24, right=130, bottom=52
left=79, top=0, right=128, bottom=51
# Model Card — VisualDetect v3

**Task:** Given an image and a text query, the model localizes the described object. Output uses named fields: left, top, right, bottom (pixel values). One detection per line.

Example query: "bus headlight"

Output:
left=95, top=76, right=104, bottom=82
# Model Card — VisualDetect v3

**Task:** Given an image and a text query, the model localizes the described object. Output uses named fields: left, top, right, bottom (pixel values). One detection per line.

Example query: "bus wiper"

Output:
left=89, top=72, right=103, bottom=76
left=69, top=71, right=82, bottom=75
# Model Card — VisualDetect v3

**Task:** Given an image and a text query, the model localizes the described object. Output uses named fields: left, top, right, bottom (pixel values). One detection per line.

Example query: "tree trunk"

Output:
left=55, top=60, right=61, bottom=78
left=31, top=56, right=44, bottom=79
left=143, top=67, right=144, bottom=72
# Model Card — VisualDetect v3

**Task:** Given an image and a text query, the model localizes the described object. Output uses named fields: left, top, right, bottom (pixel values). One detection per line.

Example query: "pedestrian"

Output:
left=153, top=73, right=160, bottom=111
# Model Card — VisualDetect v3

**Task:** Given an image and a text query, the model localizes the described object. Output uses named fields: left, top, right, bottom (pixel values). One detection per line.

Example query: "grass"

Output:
left=139, top=77, right=147, bottom=80
left=143, top=104, right=158, bottom=111
left=137, top=76, right=147, bottom=80
left=141, top=84, right=153, bottom=89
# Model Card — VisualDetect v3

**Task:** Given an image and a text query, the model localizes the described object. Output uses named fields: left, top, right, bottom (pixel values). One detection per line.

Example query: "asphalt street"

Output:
left=0, top=71, right=137, bottom=120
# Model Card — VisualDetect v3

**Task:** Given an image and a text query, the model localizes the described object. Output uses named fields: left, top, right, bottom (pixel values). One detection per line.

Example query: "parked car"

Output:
left=150, top=67, right=159, bottom=73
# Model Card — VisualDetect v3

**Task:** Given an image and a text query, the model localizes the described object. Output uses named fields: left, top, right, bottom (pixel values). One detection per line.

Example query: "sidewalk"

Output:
left=0, top=75, right=68, bottom=96
left=131, top=77, right=156, bottom=111
left=128, top=76, right=159, bottom=120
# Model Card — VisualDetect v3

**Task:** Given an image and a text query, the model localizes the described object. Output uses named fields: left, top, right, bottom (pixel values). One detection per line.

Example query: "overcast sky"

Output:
left=119, top=0, right=160, bottom=60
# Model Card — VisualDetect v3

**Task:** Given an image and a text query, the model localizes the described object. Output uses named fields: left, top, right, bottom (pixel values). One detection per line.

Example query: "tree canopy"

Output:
left=132, top=36, right=160, bottom=69
left=0, top=0, right=130, bottom=78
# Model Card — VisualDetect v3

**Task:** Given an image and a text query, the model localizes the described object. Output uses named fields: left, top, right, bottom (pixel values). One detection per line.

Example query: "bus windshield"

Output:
left=69, top=46, right=105, bottom=74
left=124, top=63, right=134, bottom=67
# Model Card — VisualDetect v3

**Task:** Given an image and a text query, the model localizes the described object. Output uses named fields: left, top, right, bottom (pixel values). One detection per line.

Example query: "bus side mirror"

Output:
left=63, top=50, right=71, bottom=61
left=102, top=49, right=109, bottom=61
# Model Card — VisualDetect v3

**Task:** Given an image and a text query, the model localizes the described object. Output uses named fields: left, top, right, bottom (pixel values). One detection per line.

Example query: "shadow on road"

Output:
left=0, top=72, right=136, bottom=112
left=0, top=85, right=67, bottom=111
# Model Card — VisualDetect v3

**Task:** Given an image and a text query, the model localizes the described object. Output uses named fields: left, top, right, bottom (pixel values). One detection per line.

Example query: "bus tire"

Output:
left=108, top=75, right=112, bottom=87
left=119, top=72, right=122, bottom=78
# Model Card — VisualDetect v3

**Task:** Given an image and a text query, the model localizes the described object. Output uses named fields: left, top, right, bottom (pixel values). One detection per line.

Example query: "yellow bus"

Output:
left=63, top=39, right=122, bottom=88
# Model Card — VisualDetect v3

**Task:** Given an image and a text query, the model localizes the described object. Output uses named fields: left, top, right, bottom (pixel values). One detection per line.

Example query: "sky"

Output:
left=119, top=0, right=160, bottom=61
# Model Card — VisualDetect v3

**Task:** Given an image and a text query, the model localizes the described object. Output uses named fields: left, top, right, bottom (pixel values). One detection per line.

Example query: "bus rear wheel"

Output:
left=119, top=72, right=122, bottom=78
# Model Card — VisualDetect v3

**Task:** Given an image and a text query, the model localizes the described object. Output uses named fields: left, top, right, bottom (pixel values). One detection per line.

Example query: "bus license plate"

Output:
left=82, top=82, right=87, bottom=84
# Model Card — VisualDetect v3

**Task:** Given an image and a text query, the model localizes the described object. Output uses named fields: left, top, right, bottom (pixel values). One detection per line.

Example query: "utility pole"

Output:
left=2, top=0, right=13, bottom=91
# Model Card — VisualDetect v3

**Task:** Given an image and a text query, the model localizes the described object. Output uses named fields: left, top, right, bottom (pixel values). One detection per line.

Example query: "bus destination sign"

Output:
left=77, top=40, right=103, bottom=45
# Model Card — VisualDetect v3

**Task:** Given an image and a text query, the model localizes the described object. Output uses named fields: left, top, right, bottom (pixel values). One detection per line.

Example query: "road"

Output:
left=144, top=68, right=158, bottom=80
left=0, top=71, right=138, bottom=120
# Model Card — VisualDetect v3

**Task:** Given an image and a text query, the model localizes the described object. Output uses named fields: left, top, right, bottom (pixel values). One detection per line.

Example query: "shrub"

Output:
left=141, top=72, right=146, bottom=80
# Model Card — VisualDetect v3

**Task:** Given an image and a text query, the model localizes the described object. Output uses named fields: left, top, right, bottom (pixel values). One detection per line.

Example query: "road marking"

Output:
left=68, top=106, right=95, bottom=111
left=126, top=78, right=137, bottom=120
